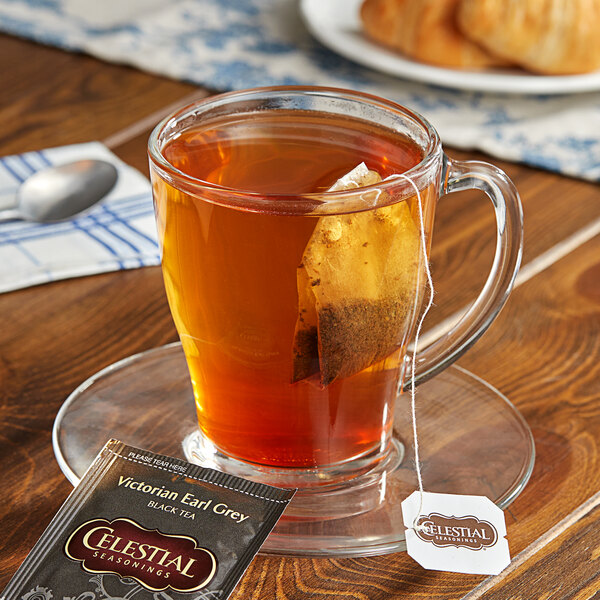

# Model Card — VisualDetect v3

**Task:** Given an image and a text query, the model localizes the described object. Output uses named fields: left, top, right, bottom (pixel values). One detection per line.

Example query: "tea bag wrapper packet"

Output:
left=1, top=440, right=295, bottom=600
left=293, top=163, right=424, bottom=385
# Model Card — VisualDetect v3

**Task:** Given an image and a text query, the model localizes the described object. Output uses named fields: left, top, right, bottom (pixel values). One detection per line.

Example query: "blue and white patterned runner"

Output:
left=0, top=0, right=599, bottom=181
left=0, top=143, right=158, bottom=293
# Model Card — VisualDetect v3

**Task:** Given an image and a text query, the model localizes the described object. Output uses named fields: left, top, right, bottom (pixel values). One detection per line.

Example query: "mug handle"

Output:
left=408, top=156, right=524, bottom=388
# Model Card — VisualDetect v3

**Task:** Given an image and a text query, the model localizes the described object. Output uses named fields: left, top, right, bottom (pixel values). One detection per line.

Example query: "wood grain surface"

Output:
left=1, top=33, right=599, bottom=600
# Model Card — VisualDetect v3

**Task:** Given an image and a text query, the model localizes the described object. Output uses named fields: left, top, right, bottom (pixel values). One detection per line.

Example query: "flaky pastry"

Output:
left=457, top=0, right=600, bottom=74
left=360, top=0, right=508, bottom=69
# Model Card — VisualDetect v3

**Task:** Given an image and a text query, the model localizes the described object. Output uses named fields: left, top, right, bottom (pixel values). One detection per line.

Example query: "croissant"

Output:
left=458, top=0, right=600, bottom=74
left=360, top=0, right=508, bottom=69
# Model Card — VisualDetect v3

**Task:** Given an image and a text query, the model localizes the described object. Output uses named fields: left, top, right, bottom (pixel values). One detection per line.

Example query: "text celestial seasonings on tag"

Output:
left=401, top=491, right=511, bottom=575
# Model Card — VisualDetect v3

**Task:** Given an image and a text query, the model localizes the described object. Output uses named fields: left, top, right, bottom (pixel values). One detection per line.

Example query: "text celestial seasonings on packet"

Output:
left=1, top=440, right=295, bottom=600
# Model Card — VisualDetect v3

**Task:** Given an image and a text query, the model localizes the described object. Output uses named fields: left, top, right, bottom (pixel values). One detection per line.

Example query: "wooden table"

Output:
left=1, top=33, right=599, bottom=599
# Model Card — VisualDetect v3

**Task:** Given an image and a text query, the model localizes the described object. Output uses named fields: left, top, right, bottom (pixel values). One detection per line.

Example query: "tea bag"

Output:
left=292, top=163, right=424, bottom=385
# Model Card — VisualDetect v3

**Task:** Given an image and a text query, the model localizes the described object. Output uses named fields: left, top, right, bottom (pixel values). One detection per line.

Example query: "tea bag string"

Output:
left=383, top=173, right=435, bottom=530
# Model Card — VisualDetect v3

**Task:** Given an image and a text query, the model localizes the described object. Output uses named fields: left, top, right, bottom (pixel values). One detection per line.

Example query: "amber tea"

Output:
left=151, top=109, right=435, bottom=471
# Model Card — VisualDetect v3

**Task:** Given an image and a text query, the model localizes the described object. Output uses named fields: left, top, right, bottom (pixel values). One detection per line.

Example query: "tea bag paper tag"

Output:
left=402, top=491, right=510, bottom=575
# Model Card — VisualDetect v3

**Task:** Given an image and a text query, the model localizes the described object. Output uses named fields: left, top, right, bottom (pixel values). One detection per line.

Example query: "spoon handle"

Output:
left=0, top=195, right=17, bottom=211
left=0, top=208, right=23, bottom=223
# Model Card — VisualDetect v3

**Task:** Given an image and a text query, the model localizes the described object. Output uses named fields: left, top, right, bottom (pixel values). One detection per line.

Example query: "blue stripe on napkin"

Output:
left=0, top=142, right=159, bottom=294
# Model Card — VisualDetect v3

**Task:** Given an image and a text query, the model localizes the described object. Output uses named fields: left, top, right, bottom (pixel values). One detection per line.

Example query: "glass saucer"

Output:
left=53, top=342, right=534, bottom=558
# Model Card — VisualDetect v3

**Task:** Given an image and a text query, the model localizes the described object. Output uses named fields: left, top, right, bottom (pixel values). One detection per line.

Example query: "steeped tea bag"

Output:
left=292, top=163, right=424, bottom=385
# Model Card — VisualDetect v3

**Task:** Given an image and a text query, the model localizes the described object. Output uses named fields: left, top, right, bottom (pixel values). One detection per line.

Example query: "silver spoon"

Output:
left=0, top=159, right=119, bottom=223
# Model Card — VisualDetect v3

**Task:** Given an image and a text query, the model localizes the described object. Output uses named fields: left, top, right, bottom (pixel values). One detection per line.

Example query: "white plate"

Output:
left=300, top=0, right=600, bottom=95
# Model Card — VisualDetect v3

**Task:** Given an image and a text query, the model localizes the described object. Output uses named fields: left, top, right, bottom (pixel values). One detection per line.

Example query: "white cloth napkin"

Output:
left=0, top=0, right=598, bottom=181
left=0, top=142, right=159, bottom=294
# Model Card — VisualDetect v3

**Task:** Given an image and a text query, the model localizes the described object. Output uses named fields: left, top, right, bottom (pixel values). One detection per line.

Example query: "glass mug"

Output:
left=148, top=86, right=522, bottom=488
